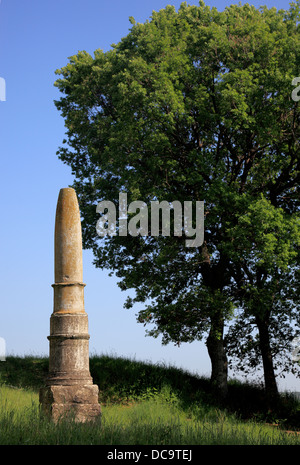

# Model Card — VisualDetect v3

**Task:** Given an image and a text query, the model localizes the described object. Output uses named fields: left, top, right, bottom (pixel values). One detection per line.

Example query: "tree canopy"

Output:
left=54, top=1, right=300, bottom=398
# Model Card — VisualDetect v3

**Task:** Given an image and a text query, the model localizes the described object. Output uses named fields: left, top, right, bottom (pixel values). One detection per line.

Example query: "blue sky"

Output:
left=0, top=0, right=298, bottom=391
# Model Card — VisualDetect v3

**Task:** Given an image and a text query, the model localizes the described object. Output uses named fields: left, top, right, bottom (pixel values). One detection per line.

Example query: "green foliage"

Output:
left=0, top=356, right=49, bottom=390
left=89, top=353, right=211, bottom=405
left=0, top=356, right=299, bottom=445
left=54, top=1, right=300, bottom=384
left=223, top=194, right=300, bottom=271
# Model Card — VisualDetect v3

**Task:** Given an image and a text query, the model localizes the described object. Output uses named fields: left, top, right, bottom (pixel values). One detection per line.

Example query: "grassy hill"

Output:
left=0, top=354, right=299, bottom=445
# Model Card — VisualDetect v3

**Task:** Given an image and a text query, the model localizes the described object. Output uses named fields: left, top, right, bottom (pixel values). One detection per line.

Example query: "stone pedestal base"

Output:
left=39, top=384, right=101, bottom=423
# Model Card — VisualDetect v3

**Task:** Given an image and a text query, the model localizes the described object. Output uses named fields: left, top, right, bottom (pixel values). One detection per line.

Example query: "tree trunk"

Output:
left=256, top=315, right=278, bottom=402
left=206, top=313, right=228, bottom=401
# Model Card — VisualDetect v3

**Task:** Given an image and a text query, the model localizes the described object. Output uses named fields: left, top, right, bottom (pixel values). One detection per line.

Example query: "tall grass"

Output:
left=0, top=354, right=299, bottom=445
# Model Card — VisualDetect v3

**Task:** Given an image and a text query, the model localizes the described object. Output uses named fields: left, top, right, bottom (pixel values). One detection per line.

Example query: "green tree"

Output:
left=224, top=196, right=300, bottom=398
left=54, top=1, right=300, bottom=399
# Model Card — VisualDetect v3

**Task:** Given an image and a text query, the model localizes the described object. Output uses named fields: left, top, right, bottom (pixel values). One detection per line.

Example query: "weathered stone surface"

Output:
left=47, top=312, right=92, bottom=385
left=39, top=188, right=101, bottom=423
left=54, top=188, right=83, bottom=285
left=39, top=384, right=101, bottom=423
left=40, top=385, right=99, bottom=404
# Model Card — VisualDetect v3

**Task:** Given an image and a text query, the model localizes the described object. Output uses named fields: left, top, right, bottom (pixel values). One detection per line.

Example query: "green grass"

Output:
left=0, top=354, right=299, bottom=445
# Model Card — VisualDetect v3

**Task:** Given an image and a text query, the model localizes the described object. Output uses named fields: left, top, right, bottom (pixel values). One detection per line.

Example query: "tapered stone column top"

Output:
left=39, top=187, right=101, bottom=423
left=55, top=187, right=83, bottom=284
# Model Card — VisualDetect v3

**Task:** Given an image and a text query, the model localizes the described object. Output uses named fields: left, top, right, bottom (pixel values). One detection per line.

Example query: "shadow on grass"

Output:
left=0, top=355, right=49, bottom=391
left=0, top=353, right=299, bottom=429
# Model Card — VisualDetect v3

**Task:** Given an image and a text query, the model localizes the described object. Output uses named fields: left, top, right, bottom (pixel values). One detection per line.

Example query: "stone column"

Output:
left=39, top=188, right=101, bottom=423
